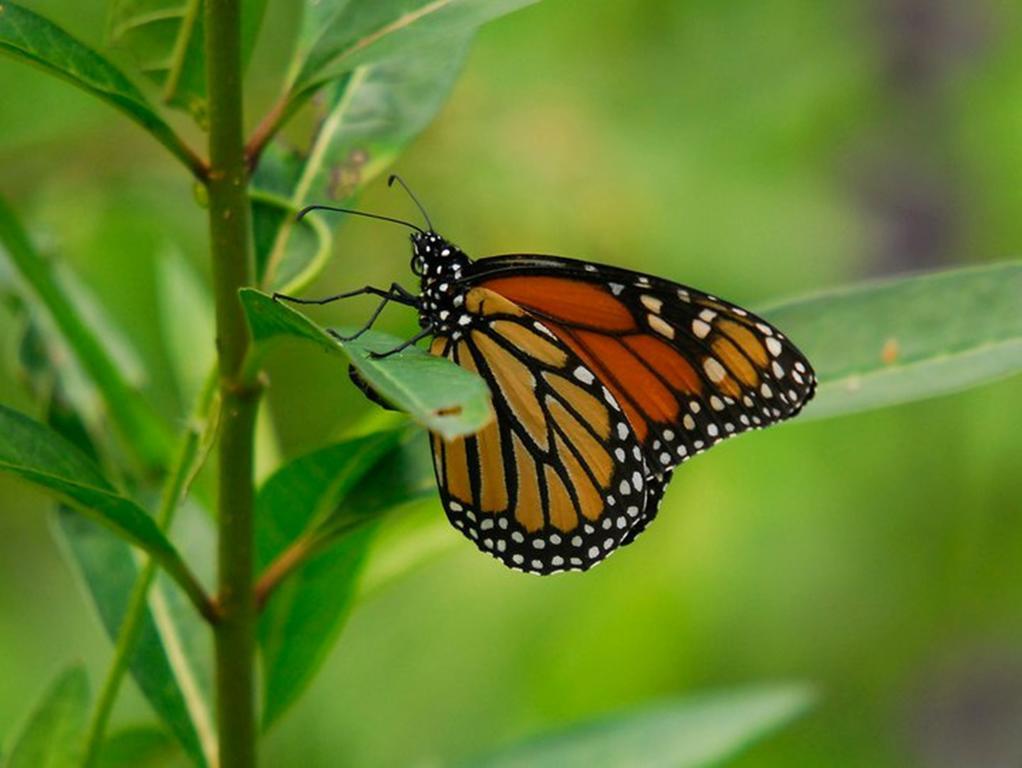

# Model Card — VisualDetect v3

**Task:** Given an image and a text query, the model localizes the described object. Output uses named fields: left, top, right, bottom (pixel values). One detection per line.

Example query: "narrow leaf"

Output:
left=2, top=665, right=89, bottom=768
left=0, top=197, right=173, bottom=470
left=5, top=248, right=217, bottom=765
left=240, top=288, right=492, bottom=439
left=763, top=262, right=1022, bottom=420
left=257, top=429, right=407, bottom=726
left=106, top=0, right=268, bottom=123
left=0, top=404, right=210, bottom=616
left=254, top=35, right=470, bottom=290
left=464, top=685, right=815, bottom=768
left=292, top=0, right=540, bottom=93
left=57, top=514, right=213, bottom=768
left=0, top=3, right=201, bottom=171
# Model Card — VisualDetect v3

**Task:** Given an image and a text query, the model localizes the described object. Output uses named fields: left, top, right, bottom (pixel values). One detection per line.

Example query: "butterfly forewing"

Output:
left=428, top=288, right=661, bottom=573
left=467, top=255, right=816, bottom=475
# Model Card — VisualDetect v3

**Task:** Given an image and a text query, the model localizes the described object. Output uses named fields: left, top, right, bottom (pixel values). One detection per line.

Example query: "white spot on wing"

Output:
left=648, top=314, right=675, bottom=339
left=641, top=294, right=663, bottom=314
left=703, top=357, right=726, bottom=383
left=573, top=366, right=595, bottom=384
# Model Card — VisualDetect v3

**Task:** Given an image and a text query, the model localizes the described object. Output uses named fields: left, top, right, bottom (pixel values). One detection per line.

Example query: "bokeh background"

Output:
left=2, top=1, right=1022, bottom=766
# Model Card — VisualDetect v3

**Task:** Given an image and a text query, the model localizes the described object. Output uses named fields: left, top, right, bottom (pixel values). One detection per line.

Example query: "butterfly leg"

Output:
left=273, top=283, right=416, bottom=306
left=276, top=283, right=417, bottom=341
left=368, top=324, right=435, bottom=360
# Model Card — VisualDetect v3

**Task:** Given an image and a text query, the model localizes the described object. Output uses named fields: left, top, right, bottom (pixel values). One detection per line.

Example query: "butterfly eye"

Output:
left=410, top=254, right=426, bottom=276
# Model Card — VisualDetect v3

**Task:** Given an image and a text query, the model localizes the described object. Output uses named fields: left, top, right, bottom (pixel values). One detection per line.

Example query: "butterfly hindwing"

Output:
left=428, top=289, right=660, bottom=573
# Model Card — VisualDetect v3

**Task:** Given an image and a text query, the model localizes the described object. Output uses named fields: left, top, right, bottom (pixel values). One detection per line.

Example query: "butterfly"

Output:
left=277, top=176, right=816, bottom=575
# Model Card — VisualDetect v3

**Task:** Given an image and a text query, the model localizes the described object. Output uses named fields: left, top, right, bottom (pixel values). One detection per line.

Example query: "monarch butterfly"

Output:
left=278, top=177, right=816, bottom=575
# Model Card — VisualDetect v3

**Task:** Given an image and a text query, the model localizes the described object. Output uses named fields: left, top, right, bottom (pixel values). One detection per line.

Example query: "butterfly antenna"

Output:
left=296, top=204, right=425, bottom=234
left=388, top=174, right=434, bottom=232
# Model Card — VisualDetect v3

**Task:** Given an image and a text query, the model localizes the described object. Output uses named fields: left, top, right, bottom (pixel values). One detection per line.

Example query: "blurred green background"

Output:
left=2, top=1, right=1022, bottom=766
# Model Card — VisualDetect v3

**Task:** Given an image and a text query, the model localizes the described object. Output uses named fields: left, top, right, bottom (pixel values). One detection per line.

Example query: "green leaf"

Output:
left=57, top=513, right=214, bottom=768
left=3, top=239, right=216, bottom=762
left=334, top=431, right=436, bottom=536
left=95, top=725, right=178, bottom=768
left=2, top=665, right=89, bottom=768
left=0, top=3, right=200, bottom=172
left=0, top=196, right=173, bottom=471
left=254, top=35, right=471, bottom=290
left=239, top=288, right=492, bottom=439
left=257, top=429, right=408, bottom=726
left=106, top=0, right=269, bottom=123
left=338, top=434, right=445, bottom=592
left=1, top=270, right=109, bottom=457
left=463, top=685, right=815, bottom=768
left=0, top=403, right=210, bottom=616
left=291, top=0, right=540, bottom=94
left=763, top=262, right=1022, bottom=421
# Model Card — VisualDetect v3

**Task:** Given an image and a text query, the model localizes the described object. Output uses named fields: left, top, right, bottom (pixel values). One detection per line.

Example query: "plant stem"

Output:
left=244, top=91, right=290, bottom=171
left=205, top=0, right=260, bottom=765
left=253, top=533, right=316, bottom=612
left=164, top=133, right=210, bottom=183
left=253, top=517, right=373, bottom=612
left=80, top=372, right=219, bottom=768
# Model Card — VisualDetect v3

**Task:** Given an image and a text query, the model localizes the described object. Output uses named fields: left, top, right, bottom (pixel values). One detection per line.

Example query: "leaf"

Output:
left=253, top=35, right=471, bottom=290
left=2, top=665, right=89, bottom=768
left=0, top=3, right=200, bottom=171
left=257, top=429, right=408, bottom=726
left=291, top=0, right=540, bottom=94
left=340, top=434, right=447, bottom=592
left=4, top=243, right=216, bottom=762
left=56, top=513, right=214, bottom=768
left=1, top=268, right=110, bottom=457
left=106, top=0, right=269, bottom=123
left=95, top=725, right=178, bottom=768
left=0, top=404, right=209, bottom=615
left=463, top=685, right=815, bottom=768
left=239, top=288, right=492, bottom=439
left=763, top=262, right=1022, bottom=421
left=0, top=196, right=173, bottom=471
left=334, top=431, right=436, bottom=536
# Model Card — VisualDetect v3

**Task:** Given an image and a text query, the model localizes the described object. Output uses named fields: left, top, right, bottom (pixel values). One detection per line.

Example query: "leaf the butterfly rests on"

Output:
left=283, top=194, right=815, bottom=575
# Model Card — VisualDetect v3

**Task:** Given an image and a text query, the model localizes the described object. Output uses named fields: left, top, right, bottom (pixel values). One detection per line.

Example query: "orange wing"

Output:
left=471, top=258, right=816, bottom=474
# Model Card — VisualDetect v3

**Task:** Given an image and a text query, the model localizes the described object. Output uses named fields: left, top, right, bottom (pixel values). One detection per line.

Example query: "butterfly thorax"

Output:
left=411, top=231, right=473, bottom=334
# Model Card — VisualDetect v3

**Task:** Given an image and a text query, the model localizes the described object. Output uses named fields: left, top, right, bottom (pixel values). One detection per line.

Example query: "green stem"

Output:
left=244, top=88, right=308, bottom=171
left=205, top=1, right=260, bottom=765
left=80, top=372, right=219, bottom=768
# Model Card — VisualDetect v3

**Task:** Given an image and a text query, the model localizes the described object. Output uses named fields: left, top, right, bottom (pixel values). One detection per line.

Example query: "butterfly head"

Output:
left=411, top=231, right=472, bottom=333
